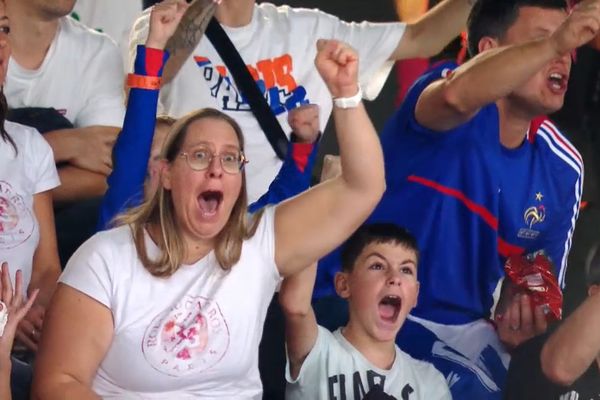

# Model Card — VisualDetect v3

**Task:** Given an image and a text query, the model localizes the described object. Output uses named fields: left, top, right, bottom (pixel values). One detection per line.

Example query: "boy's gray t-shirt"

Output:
left=285, top=326, right=451, bottom=400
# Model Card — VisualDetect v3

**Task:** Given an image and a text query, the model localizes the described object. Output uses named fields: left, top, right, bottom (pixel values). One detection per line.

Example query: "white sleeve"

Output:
left=59, top=232, right=115, bottom=308
left=28, top=128, right=60, bottom=194
left=75, top=36, right=126, bottom=128
left=285, top=325, right=330, bottom=385
left=308, top=10, right=405, bottom=100
left=424, top=365, right=453, bottom=400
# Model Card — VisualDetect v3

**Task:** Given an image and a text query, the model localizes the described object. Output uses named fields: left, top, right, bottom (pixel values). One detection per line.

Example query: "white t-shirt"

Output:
left=286, top=326, right=452, bottom=400
left=0, top=121, right=60, bottom=292
left=71, top=0, right=143, bottom=67
left=60, top=207, right=280, bottom=399
left=6, top=16, right=125, bottom=128
left=129, top=3, right=405, bottom=202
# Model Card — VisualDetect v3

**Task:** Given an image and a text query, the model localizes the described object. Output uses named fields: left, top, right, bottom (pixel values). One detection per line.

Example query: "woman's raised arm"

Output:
left=274, top=39, right=385, bottom=277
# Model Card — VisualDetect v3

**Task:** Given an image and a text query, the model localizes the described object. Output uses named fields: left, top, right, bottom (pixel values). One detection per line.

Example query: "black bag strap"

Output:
left=205, top=17, right=288, bottom=160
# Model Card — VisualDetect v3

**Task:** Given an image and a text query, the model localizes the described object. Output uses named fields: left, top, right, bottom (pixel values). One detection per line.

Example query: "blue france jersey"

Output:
left=316, top=62, right=582, bottom=325
left=497, top=117, right=583, bottom=288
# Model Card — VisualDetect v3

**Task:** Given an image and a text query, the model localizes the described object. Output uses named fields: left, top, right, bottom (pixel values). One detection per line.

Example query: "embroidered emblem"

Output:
left=518, top=193, right=546, bottom=240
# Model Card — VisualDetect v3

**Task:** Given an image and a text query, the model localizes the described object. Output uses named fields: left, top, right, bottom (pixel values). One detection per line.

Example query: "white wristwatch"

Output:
left=333, top=86, right=363, bottom=109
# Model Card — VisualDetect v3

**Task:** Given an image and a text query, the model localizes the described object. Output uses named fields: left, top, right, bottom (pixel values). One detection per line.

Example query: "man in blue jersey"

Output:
left=315, top=0, right=596, bottom=398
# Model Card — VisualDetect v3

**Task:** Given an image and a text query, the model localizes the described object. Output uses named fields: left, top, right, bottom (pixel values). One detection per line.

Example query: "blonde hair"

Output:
left=118, top=108, right=262, bottom=277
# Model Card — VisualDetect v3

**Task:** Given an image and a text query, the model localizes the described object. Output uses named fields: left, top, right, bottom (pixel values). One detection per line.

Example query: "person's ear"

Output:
left=160, top=160, right=173, bottom=190
left=478, top=36, right=499, bottom=53
left=413, top=281, right=420, bottom=308
left=334, top=271, right=351, bottom=299
left=588, top=284, right=600, bottom=297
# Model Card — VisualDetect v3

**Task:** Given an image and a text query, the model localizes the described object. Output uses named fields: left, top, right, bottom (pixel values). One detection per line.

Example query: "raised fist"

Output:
left=551, top=0, right=600, bottom=56
left=288, top=104, right=320, bottom=144
left=314, top=39, right=359, bottom=98
left=146, top=0, right=190, bottom=50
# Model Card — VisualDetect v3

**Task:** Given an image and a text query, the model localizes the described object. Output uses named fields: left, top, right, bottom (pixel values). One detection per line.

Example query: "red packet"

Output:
left=504, top=251, right=563, bottom=322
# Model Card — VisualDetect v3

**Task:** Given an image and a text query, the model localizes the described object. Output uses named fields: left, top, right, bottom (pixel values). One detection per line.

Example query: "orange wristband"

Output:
left=126, top=74, right=162, bottom=90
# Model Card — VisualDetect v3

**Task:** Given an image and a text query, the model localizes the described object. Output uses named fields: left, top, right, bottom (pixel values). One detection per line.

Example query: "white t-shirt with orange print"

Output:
left=129, top=3, right=405, bottom=202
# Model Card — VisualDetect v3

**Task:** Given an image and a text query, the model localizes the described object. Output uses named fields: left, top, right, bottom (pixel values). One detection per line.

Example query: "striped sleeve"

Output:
left=535, top=119, right=583, bottom=287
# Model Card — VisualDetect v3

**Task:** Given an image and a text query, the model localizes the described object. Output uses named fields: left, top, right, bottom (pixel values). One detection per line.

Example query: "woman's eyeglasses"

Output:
left=179, top=148, right=248, bottom=174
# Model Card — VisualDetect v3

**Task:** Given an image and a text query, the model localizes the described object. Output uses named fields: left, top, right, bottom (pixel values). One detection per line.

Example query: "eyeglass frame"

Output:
left=178, top=149, right=248, bottom=174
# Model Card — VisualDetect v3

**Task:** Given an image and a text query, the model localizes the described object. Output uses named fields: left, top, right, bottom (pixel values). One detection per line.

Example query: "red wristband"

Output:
left=126, top=74, right=162, bottom=90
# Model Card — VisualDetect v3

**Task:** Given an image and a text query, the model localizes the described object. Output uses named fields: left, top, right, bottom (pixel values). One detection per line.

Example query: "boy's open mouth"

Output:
left=198, top=190, right=223, bottom=217
left=378, top=295, right=401, bottom=323
left=547, top=71, right=567, bottom=94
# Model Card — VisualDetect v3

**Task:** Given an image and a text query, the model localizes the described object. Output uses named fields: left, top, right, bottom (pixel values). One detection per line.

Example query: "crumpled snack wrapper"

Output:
left=504, top=251, right=563, bottom=322
left=0, top=301, right=8, bottom=336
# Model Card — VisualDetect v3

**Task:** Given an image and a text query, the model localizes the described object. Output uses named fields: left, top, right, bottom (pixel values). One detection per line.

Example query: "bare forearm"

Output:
left=43, top=126, right=121, bottom=170
left=0, top=359, right=11, bottom=400
left=279, top=264, right=317, bottom=317
left=28, top=269, right=60, bottom=308
left=44, top=129, right=79, bottom=163
left=394, top=0, right=472, bottom=59
left=395, top=0, right=428, bottom=22
left=280, top=266, right=319, bottom=381
left=541, top=291, right=600, bottom=385
left=334, top=103, right=385, bottom=202
left=54, top=167, right=107, bottom=204
left=417, top=38, right=560, bottom=130
left=443, top=39, right=558, bottom=112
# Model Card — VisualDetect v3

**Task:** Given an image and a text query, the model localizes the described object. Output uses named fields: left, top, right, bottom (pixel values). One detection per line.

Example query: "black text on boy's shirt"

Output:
left=327, top=370, right=415, bottom=400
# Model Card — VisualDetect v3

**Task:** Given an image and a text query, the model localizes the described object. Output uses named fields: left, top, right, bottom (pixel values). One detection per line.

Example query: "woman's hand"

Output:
left=0, top=262, right=38, bottom=359
left=314, top=39, right=359, bottom=98
left=146, top=0, right=190, bottom=50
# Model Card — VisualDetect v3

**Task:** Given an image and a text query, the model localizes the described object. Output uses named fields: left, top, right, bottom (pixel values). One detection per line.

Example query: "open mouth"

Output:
left=547, top=72, right=567, bottom=93
left=378, top=295, right=401, bottom=323
left=197, top=190, right=223, bottom=217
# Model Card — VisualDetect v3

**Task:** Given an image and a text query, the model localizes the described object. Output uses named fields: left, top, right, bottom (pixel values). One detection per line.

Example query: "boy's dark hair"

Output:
left=586, top=243, right=600, bottom=287
left=340, top=223, right=419, bottom=272
left=467, top=0, right=566, bottom=56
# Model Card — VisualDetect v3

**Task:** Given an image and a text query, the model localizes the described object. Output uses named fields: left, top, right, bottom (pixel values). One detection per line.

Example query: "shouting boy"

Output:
left=281, top=224, right=450, bottom=399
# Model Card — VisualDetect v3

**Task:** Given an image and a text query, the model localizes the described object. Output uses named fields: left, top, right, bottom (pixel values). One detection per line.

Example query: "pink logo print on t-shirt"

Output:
left=142, top=295, right=230, bottom=376
left=0, top=181, right=34, bottom=250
